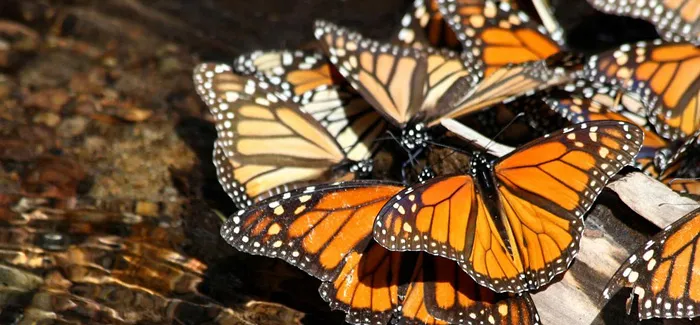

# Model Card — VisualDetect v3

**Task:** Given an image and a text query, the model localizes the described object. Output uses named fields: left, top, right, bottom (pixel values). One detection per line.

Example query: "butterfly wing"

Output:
left=437, top=0, right=563, bottom=77
left=667, top=179, right=700, bottom=195
left=543, top=81, right=670, bottom=177
left=418, top=253, right=541, bottom=324
left=374, top=174, right=532, bottom=292
left=491, top=121, right=643, bottom=291
left=586, top=0, right=700, bottom=45
left=232, top=50, right=342, bottom=98
left=428, top=53, right=577, bottom=125
left=394, top=0, right=461, bottom=49
left=314, top=20, right=473, bottom=126
left=585, top=41, right=700, bottom=140
left=603, top=207, right=700, bottom=319
left=221, top=181, right=403, bottom=281
left=194, top=64, right=372, bottom=208
left=322, top=242, right=542, bottom=325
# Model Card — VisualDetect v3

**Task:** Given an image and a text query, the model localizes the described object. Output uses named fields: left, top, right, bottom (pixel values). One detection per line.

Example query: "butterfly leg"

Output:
left=401, top=147, right=425, bottom=184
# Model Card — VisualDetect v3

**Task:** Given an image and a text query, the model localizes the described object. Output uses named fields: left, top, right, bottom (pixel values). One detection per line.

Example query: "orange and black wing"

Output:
left=428, top=52, right=579, bottom=125
left=491, top=121, right=643, bottom=292
left=585, top=40, right=700, bottom=140
left=394, top=0, right=461, bottom=49
left=319, top=242, right=543, bottom=325
left=586, top=0, right=700, bottom=45
left=543, top=80, right=670, bottom=177
left=314, top=20, right=473, bottom=126
left=221, top=181, right=402, bottom=282
left=437, top=0, right=564, bottom=77
left=373, top=173, right=533, bottom=292
left=603, top=207, right=700, bottom=320
left=232, top=50, right=345, bottom=98
left=194, top=64, right=379, bottom=208
left=416, top=253, right=541, bottom=324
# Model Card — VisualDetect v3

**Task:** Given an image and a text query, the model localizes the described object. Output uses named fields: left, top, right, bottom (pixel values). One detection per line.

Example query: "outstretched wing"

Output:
left=585, top=0, right=700, bottom=45
left=221, top=182, right=402, bottom=281
left=314, top=20, right=473, bottom=126
left=492, top=121, right=643, bottom=291
left=603, top=208, right=700, bottom=320
left=584, top=40, right=700, bottom=140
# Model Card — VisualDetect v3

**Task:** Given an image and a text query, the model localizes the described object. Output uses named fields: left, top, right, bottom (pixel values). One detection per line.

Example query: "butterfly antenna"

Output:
left=424, top=140, right=470, bottom=155
left=484, top=112, right=525, bottom=150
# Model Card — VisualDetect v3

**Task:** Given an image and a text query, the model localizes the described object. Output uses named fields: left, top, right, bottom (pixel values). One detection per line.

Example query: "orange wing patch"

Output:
left=585, top=41, right=700, bottom=140
left=489, top=121, right=643, bottom=291
left=221, top=182, right=402, bottom=281
left=603, top=208, right=700, bottom=320
left=438, top=0, right=563, bottom=76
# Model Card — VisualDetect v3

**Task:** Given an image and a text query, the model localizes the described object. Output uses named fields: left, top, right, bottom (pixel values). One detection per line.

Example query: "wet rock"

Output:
left=32, top=111, right=61, bottom=127
left=24, top=88, right=71, bottom=112
left=56, top=116, right=88, bottom=138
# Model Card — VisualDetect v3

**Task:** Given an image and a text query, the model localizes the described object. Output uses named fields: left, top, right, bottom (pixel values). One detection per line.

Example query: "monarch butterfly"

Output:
left=220, top=181, right=541, bottom=325
left=602, top=207, right=700, bottom=320
left=585, top=0, right=700, bottom=45
left=437, top=0, right=565, bottom=77
left=542, top=80, right=671, bottom=177
left=314, top=20, right=574, bottom=156
left=372, top=121, right=644, bottom=293
left=584, top=40, right=700, bottom=141
left=193, top=64, right=386, bottom=208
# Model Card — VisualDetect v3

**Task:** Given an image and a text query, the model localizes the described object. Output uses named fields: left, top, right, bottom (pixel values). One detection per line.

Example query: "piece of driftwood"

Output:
left=440, top=118, right=515, bottom=157
left=608, top=172, right=700, bottom=228
left=531, top=172, right=698, bottom=325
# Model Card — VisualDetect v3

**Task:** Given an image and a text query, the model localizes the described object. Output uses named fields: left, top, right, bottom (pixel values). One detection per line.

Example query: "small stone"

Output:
left=33, top=111, right=61, bottom=127
left=56, top=116, right=88, bottom=138
left=135, top=201, right=160, bottom=217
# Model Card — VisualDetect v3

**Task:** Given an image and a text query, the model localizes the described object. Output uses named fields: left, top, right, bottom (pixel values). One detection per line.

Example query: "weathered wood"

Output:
left=531, top=173, right=698, bottom=325
left=440, top=118, right=515, bottom=157
left=608, top=172, right=700, bottom=228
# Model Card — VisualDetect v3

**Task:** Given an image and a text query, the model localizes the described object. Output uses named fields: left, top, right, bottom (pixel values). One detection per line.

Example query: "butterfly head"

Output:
left=469, top=151, right=493, bottom=174
left=400, top=122, right=430, bottom=151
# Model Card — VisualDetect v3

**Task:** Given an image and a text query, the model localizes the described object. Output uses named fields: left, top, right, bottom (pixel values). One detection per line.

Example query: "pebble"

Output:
left=56, top=116, right=88, bottom=138
left=33, top=112, right=61, bottom=127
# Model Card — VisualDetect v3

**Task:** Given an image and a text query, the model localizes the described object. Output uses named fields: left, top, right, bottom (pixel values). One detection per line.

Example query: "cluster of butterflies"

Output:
left=193, top=0, right=700, bottom=324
